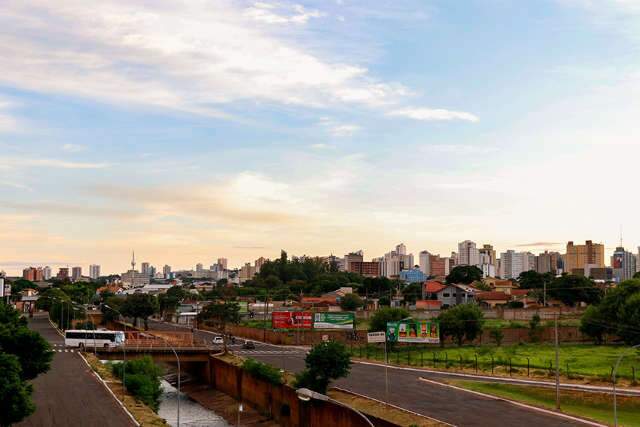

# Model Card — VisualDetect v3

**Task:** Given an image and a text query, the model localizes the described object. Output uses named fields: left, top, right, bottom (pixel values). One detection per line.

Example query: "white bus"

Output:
left=64, top=329, right=125, bottom=349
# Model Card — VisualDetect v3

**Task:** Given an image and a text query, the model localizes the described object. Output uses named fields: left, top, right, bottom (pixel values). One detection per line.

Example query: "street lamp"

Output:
left=104, top=304, right=127, bottom=402
left=295, top=388, right=374, bottom=427
left=612, top=343, right=640, bottom=427
left=152, top=333, right=181, bottom=427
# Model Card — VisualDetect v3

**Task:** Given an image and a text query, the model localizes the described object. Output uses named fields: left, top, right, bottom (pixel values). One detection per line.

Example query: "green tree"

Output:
left=619, top=293, right=640, bottom=345
left=580, top=305, right=608, bottom=344
left=518, top=271, right=554, bottom=290
left=8, top=278, right=35, bottom=295
left=111, top=356, right=162, bottom=411
left=197, top=302, right=240, bottom=352
left=0, top=353, right=35, bottom=426
left=339, top=293, right=363, bottom=311
left=121, top=294, right=158, bottom=330
left=547, top=274, right=602, bottom=306
left=438, top=303, right=485, bottom=346
left=489, top=327, right=504, bottom=346
left=528, top=314, right=543, bottom=343
left=368, top=307, right=409, bottom=333
left=401, top=282, right=423, bottom=304
left=294, top=341, right=351, bottom=394
left=446, top=266, right=483, bottom=285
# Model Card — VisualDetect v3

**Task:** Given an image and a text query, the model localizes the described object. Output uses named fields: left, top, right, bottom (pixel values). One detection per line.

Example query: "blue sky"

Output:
left=1, top=0, right=640, bottom=274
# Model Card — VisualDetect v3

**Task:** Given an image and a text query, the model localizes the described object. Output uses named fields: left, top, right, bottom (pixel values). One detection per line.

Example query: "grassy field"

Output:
left=450, top=380, right=640, bottom=427
left=350, top=343, right=640, bottom=381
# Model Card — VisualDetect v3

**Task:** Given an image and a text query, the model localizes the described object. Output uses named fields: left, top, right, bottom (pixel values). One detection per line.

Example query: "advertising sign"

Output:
left=313, top=312, right=355, bottom=330
left=367, top=331, right=386, bottom=343
left=386, top=320, right=439, bottom=344
left=238, top=301, right=249, bottom=314
left=271, top=311, right=313, bottom=329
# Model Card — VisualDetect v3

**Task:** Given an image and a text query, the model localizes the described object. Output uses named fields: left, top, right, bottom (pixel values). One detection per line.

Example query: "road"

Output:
left=150, top=320, right=601, bottom=426
left=17, top=313, right=136, bottom=427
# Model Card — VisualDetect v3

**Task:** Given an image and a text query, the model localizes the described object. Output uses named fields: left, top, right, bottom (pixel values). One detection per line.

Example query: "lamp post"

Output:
left=104, top=304, right=127, bottom=402
left=613, top=344, right=640, bottom=427
left=296, top=388, right=374, bottom=427
left=152, top=333, right=181, bottom=427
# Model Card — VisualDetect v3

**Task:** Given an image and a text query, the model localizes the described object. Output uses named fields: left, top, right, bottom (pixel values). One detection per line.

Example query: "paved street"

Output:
left=17, top=314, right=136, bottom=427
left=149, top=320, right=598, bottom=426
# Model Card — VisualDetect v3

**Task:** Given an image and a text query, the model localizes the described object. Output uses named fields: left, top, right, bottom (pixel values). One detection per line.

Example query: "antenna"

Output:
left=619, top=225, right=623, bottom=248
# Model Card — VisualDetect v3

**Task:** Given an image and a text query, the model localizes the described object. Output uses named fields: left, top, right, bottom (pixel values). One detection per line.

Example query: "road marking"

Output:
left=418, top=377, right=606, bottom=427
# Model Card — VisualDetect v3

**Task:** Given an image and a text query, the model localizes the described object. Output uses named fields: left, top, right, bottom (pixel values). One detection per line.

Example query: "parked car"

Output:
left=242, top=341, right=256, bottom=350
left=212, top=336, right=224, bottom=345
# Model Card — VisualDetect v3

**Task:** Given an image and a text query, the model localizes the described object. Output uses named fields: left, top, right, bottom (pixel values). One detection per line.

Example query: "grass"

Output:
left=349, top=343, right=640, bottom=382
left=83, top=353, right=168, bottom=426
left=450, top=380, right=640, bottom=427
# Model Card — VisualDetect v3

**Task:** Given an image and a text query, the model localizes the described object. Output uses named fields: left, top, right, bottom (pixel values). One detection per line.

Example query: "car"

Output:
left=212, top=336, right=224, bottom=345
left=242, top=341, right=256, bottom=350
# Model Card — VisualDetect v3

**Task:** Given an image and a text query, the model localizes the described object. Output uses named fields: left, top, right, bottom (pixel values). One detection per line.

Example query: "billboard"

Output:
left=367, top=331, right=386, bottom=343
left=313, top=312, right=354, bottom=330
left=386, top=320, right=439, bottom=344
left=271, top=311, right=313, bottom=329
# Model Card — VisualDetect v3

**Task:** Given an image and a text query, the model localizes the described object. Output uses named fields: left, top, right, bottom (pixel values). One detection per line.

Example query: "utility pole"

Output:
left=554, top=314, right=560, bottom=410
left=263, top=289, right=269, bottom=342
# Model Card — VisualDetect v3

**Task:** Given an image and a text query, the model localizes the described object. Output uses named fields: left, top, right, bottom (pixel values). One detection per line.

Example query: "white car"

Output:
left=212, top=336, right=224, bottom=345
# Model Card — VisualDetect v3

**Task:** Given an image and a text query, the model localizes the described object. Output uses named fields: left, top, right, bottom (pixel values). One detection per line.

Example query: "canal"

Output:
left=158, top=380, right=231, bottom=427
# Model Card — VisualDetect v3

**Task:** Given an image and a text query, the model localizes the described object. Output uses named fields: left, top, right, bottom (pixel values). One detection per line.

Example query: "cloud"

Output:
left=318, top=117, right=361, bottom=136
left=0, top=158, right=109, bottom=170
left=516, top=242, right=563, bottom=247
left=387, top=107, right=479, bottom=122
left=0, top=181, right=32, bottom=191
left=0, top=97, right=20, bottom=132
left=62, top=143, right=86, bottom=153
left=2, top=202, right=136, bottom=219
left=310, top=143, right=333, bottom=149
left=420, top=144, right=497, bottom=155
left=0, top=0, right=413, bottom=119
left=245, top=2, right=324, bottom=25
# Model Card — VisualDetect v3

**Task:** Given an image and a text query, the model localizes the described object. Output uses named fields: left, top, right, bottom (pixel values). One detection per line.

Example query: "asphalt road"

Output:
left=149, top=320, right=597, bottom=426
left=17, top=314, right=136, bottom=427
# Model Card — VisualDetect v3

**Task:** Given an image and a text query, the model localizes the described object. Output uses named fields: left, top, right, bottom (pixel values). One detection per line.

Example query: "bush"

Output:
left=489, top=328, right=504, bottom=346
left=369, top=307, right=409, bottom=333
left=294, top=341, right=351, bottom=394
left=111, top=356, right=162, bottom=411
left=242, top=358, right=283, bottom=385
left=528, top=314, right=543, bottom=343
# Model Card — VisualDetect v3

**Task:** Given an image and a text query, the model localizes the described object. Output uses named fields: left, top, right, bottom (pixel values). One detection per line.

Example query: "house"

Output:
left=484, top=278, right=517, bottom=293
left=423, top=280, right=445, bottom=299
left=435, top=284, right=476, bottom=308
left=475, top=291, right=510, bottom=308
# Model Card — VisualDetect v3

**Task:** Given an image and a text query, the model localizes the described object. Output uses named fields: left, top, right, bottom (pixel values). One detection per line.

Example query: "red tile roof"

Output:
left=424, top=281, right=446, bottom=294
left=416, top=300, right=443, bottom=309
left=511, top=289, right=530, bottom=296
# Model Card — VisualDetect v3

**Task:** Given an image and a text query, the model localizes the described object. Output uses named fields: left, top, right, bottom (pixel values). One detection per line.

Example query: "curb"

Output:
left=77, top=352, right=140, bottom=427
left=418, top=377, right=606, bottom=427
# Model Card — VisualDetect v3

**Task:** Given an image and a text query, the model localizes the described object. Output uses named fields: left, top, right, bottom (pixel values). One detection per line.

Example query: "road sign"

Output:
left=367, top=331, right=386, bottom=343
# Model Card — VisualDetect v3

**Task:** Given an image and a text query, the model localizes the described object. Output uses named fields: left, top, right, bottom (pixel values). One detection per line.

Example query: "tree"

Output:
left=197, top=302, right=240, bottom=353
left=401, top=282, right=422, bottom=305
left=339, top=293, right=363, bottom=311
left=8, top=279, right=35, bottom=295
left=121, top=294, right=158, bottom=330
left=294, top=341, right=351, bottom=394
left=158, top=286, right=187, bottom=318
left=0, top=353, right=35, bottom=426
left=489, top=328, right=504, bottom=346
left=619, top=293, right=640, bottom=345
left=368, top=307, right=409, bottom=333
left=547, top=275, right=602, bottom=306
left=438, top=303, right=484, bottom=346
left=446, top=266, right=483, bottom=285
left=518, top=271, right=554, bottom=290
left=580, top=305, right=608, bottom=345
left=528, top=314, right=543, bottom=343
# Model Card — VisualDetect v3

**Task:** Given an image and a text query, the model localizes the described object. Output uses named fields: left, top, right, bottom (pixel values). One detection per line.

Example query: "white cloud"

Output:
left=62, top=143, right=86, bottom=153
left=0, top=157, right=109, bottom=169
left=420, top=144, right=497, bottom=155
left=245, top=2, right=324, bottom=25
left=318, top=117, right=361, bottom=136
left=0, top=0, right=411, bottom=118
left=0, top=97, right=19, bottom=132
left=387, top=107, right=479, bottom=122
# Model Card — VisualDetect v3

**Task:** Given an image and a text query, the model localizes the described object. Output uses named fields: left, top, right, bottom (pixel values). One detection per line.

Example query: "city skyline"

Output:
left=2, top=1, right=640, bottom=275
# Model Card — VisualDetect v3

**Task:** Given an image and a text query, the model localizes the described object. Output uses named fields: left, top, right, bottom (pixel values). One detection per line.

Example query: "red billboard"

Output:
left=271, top=311, right=313, bottom=329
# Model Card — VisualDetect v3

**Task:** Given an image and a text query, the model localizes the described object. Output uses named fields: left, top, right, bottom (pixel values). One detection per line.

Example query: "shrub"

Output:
left=242, top=358, right=283, bottom=385
left=111, top=356, right=162, bottom=411
left=489, top=328, right=504, bottom=346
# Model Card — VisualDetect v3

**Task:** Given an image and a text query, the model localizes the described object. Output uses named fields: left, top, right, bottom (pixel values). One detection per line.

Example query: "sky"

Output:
left=1, top=0, right=640, bottom=275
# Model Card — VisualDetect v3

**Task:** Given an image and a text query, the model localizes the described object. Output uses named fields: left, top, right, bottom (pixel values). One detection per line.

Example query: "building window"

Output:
left=442, top=293, right=450, bottom=297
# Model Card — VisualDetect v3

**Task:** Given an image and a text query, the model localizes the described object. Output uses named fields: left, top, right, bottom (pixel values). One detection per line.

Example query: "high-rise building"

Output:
left=163, top=264, right=172, bottom=278
left=479, top=244, right=497, bottom=266
left=565, top=240, right=605, bottom=273
left=343, top=251, right=364, bottom=272
left=71, top=266, right=82, bottom=281
left=238, top=263, right=256, bottom=283
left=217, top=258, right=228, bottom=270
left=57, top=267, right=69, bottom=280
left=611, top=247, right=636, bottom=283
left=348, top=260, right=380, bottom=277
left=419, top=250, right=431, bottom=276
left=500, top=250, right=535, bottom=279
left=89, top=264, right=101, bottom=279
left=429, top=254, right=451, bottom=279
left=196, top=263, right=204, bottom=272
left=380, top=244, right=414, bottom=278
left=255, top=257, right=267, bottom=273
left=42, top=266, right=52, bottom=280
left=458, top=240, right=479, bottom=266
left=23, top=267, right=43, bottom=282
left=535, top=251, right=561, bottom=274
left=141, top=262, right=151, bottom=276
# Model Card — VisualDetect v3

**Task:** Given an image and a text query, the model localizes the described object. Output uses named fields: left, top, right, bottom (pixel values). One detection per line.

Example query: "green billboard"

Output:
left=313, top=312, right=355, bottom=330
left=386, top=320, right=439, bottom=344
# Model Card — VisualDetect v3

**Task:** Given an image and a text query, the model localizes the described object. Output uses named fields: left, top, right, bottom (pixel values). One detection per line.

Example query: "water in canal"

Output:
left=157, top=380, right=231, bottom=427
